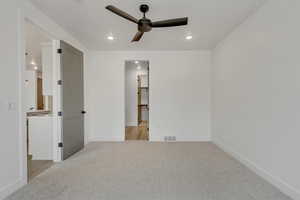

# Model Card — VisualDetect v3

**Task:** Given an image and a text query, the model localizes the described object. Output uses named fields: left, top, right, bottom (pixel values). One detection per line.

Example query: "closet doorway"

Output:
left=125, top=60, right=149, bottom=141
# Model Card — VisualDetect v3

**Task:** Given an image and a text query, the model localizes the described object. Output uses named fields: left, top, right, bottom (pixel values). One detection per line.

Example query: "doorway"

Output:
left=23, top=19, right=85, bottom=182
left=125, top=60, right=149, bottom=141
left=24, top=19, right=55, bottom=181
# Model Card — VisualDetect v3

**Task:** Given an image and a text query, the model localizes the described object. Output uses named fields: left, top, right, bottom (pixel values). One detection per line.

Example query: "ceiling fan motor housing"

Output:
left=138, top=5, right=151, bottom=32
left=138, top=18, right=152, bottom=32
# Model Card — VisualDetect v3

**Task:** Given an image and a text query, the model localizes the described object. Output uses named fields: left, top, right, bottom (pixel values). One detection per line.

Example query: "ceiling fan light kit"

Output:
left=106, top=4, right=189, bottom=42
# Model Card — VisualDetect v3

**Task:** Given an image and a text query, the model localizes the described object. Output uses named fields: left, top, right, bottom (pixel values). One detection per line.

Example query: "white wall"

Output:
left=41, top=42, right=54, bottom=96
left=212, top=0, right=300, bottom=199
left=86, top=51, right=211, bottom=142
left=24, top=71, right=37, bottom=112
left=0, top=1, right=88, bottom=199
left=0, top=1, right=23, bottom=199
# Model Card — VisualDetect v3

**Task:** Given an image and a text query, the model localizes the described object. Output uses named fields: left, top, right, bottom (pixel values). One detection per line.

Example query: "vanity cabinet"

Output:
left=28, top=115, right=53, bottom=160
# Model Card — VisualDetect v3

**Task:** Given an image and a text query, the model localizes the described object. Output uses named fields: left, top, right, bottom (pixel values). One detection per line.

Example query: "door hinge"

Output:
left=57, top=80, right=62, bottom=85
left=58, top=142, right=63, bottom=148
left=57, top=49, right=62, bottom=54
left=58, top=111, right=63, bottom=116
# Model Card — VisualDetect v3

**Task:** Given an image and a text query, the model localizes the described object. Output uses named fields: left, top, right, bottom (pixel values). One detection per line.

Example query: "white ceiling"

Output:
left=29, top=0, right=267, bottom=51
left=25, top=20, right=51, bottom=71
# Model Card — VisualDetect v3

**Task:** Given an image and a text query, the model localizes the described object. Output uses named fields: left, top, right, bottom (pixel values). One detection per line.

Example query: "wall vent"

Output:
left=164, top=136, right=176, bottom=142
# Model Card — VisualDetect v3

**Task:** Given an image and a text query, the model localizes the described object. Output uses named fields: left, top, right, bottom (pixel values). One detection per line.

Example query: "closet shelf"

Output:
left=138, top=104, right=148, bottom=107
left=138, top=104, right=149, bottom=111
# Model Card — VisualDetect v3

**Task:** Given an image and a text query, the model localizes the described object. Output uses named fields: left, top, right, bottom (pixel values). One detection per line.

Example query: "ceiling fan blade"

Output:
left=132, top=32, right=144, bottom=42
left=151, top=17, right=188, bottom=28
left=106, top=5, right=139, bottom=24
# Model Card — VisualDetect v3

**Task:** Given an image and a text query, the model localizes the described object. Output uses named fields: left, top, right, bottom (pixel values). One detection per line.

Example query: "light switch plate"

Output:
left=8, top=102, right=16, bottom=111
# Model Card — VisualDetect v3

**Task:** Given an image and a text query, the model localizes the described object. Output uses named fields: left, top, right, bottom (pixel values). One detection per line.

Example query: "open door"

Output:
left=60, top=41, right=84, bottom=160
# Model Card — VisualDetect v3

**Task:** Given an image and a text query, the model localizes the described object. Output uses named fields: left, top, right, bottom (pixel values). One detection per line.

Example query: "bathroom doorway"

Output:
left=24, top=19, right=55, bottom=181
left=125, top=60, right=149, bottom=140
left=22, top=17, right=85, bottom=184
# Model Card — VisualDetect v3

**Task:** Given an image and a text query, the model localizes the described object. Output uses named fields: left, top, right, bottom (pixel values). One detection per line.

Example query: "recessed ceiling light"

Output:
left=186, top=35, right=193, bottom=40
left=31, top=61, right=36, bottom=65
left=135, top=61, right=139, bottom=64
left=107, top=35, right=114, bottom=41
left=137, top=66, right=141, bottom=70
left=34, top=66, right=38, bottom=70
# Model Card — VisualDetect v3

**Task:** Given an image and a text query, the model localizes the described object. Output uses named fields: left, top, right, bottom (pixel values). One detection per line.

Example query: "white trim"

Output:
left=0, top=179, right=26, bottom=200
left=213, top=138, right=300, bottom=200
left=88, top=137, right=211, bottom=142
left=17, top=7, right=28, bottom=192
left=88, top=137, right=125, bottom=142
left=52, top=40, right=62, bottom=162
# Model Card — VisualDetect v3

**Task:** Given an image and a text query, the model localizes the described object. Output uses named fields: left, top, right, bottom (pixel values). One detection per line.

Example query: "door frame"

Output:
left=19, top=16, right=63, bottom=184
left=124, top=60, right=150, bottom=140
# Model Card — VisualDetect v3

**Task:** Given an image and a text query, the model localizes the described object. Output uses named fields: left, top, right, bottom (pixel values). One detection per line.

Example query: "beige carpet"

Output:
left=6, top=142, right=292, bottom=200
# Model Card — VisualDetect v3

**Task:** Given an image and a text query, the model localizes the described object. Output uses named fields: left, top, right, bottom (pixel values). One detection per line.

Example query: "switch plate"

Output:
left=8, top=102, right=16, bottom=111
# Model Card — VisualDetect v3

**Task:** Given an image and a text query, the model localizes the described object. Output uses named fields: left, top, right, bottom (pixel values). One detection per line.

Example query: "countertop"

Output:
left=27, top=110, right=52, bottom=117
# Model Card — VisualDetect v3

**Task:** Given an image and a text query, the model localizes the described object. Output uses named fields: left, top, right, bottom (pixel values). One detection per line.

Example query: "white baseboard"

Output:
left=213, top=138, right=300, bottom=200
left=0, top=179, right=26, bottom=200
left=88, top=136, right=211, bottom=142
left=180, top=136, right=211, bottom=142
left=87, top=137, right=124, bottom=142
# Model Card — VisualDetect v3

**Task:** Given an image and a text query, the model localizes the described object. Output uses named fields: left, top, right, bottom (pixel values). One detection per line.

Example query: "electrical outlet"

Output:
left=164, top=136, right=176, bottom=142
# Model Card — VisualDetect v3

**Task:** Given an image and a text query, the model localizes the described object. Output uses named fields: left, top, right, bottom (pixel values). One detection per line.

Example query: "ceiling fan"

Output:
left=106, top=4, right=188, bottom=42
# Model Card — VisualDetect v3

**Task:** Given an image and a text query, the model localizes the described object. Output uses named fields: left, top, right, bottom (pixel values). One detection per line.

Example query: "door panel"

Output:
left=60, top=41, right=84, bottom=160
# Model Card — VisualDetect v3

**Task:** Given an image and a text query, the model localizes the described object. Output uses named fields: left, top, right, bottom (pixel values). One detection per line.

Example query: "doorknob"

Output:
left=81, top=111, right=86, bottom=114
